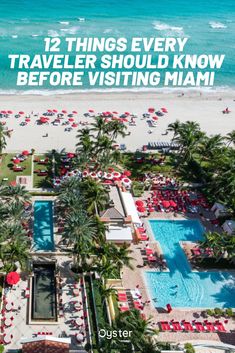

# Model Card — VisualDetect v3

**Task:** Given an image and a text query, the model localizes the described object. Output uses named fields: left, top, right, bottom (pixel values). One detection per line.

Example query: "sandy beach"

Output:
left=0, top=91, right=234, bottom=153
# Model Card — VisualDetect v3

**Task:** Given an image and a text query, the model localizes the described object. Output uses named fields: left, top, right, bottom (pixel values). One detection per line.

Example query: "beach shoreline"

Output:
left=0, top=91, right=234, bottom=153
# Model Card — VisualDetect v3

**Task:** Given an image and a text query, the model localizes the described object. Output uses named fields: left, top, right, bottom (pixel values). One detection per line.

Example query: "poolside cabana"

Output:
left=222, top=220, right=235, bottom=235
left=20, top=336, right=71, bottom=353
left=211, top=202, right=229, bottom=218
left=121, top=191, right=142, bottom=226
left=105, top=225, right=133, bottom=244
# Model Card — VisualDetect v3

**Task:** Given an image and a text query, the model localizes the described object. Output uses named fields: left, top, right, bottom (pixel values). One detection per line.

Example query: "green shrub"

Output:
left=214, top=307, right=223, bottom=316
left=206, top=309, right=214, bottom=316
left=225, top=308, right=233, bottom=317
left=0, top=344, right=4, bottom=353
left=184, top=343, right=195, bottom=353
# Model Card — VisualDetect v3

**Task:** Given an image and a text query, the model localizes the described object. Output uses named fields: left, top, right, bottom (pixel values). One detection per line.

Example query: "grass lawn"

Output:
left=0, top=153, right=32, bottom=184
left=121, top=152, right=174, bottom=179
left=33, top=154, right=53, bottom=188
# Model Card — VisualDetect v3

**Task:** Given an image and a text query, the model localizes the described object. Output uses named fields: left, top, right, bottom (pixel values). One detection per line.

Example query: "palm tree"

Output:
left=173, top=121, right=204, bottom=163
left=167, top=119, right=181, bottom=139
left=96, top=135, right=113, bottom=155
left=99, top=282, right=117, bottom=307
left=96, top=255, right=119, bottom=279
left=0, top=185, right=31, bottom=204
left=112, top=243, right=134, bottom=273
left=76, top=128, right=94, bottom=167
left=200, top=231, right=235, bottom=263
left=5, top=201, right=26, bottom=223
left=90, top=116, right=108, bottom=138
left=0, top=235, right=30, bottom=272
left=0, top=124, right=9, bottom=158
left=198, top=134, right=224, bottom=162
left=80, top=178, right=109, bottom=214
left=115, top=309, right=158, bottom=352
left=225, top=130, right=235, bottom=147
left=62, top=211, right=96, bottom=268
left=107, top=120, right=127, bottom=141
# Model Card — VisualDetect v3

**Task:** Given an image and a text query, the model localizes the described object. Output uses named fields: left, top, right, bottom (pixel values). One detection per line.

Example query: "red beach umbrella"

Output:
left=47, top=109, right=52, bottom=112
left=22, top=150, right=30, bottom=156
left=6, top=272, right=20, bottom=285
left=152, top=116, right=158, bottom=120
left=169, top=200, right=177, bottom=208
left=67, top=153, right=75, bottom=158
left=72, top=123, right=78, bottom=128
left=19, top=111, right=25, bottom=115
left=62, top=110, right=67, bottom=114
left=83, top=170, right=89, bottom=177
left=7, top=110, right=13, bottom=114
left=148, top=107, right=155, bottom=113
left=113, top=111, right=118, bottom=114
left=123, top=170, right=131, bottom=177
left=161, top=107, right=168, bottom=113
left=88, top=109, right=94, bottom=113
left=1, top=110, right=7, bottom=114
left=68, top=117, right=74, bottom=122
left=25, top=118, right=31, bottom=122
left=136, top=200, right=144, bottom=207
left=124, top=112, right=130, bottom=116
left=13, top=158, right=20, bottom=164
left=162, top=200, right=170, bottom=208
left=72, top=110, right=78, bottom=114
left=53, top=109, right=58, bottom=113
left=104, top=179, right=112, bottom=184
left=40, top=117, right=48, bottom=123
left=137, top=206, right=146, bottom=213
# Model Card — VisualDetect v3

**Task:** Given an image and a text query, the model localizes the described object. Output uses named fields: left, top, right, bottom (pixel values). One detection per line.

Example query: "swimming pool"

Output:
left=145, top=220, right=235, bottom=308
left=33, top=200, right=54, bottom=251
left=32, top=263, right=57, bottom=321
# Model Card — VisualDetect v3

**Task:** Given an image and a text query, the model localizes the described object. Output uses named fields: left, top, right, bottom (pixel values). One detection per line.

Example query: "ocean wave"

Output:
left=152, top=21, right=185, bottom=36
left=209, top=21, right=227, bottom=29
left=48, top=30, right=60, bottom=37
left=60, top=26, right=80, bottom=35
left=103, top=29, right=112, bottom=34
left=77, top=18, right=85, bottom=22
left=11, top=35, right=18, bottom=38
left=31, top=34, right=39, bottom=37
left=0, top=86, right=233, bottom=96
left=59, top=21, right=70, bottom=25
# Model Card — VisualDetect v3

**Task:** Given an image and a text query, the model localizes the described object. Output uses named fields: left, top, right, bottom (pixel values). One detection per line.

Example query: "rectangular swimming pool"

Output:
left=31, top=263, right=57, bottom=321
left=33, top=200, right=54, bottom=251
left=145, top=220, right=235, bottom=308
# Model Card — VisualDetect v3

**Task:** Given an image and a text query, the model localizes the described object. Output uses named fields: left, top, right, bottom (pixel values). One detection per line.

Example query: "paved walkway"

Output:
left=1, top=261, right=89, bottom=351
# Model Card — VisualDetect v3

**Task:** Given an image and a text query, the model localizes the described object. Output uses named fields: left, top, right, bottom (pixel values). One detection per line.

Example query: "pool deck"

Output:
left=0, top=256, right=89, bottom=352
left=122, top=211, right=235, bottom=346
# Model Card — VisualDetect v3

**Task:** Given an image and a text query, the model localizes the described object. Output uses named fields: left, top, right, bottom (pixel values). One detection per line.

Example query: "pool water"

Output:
left=33, top=200, right=54, bottom=251
left=145, top=220, right=235, bottom=308
left=32, top=264, right=57, bottom=321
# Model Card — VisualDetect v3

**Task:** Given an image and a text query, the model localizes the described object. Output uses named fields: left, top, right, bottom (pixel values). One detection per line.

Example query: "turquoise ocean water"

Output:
left=0, top=0, right=234, bottom=93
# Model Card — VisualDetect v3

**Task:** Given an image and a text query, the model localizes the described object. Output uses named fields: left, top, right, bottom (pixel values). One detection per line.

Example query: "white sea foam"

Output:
left=48, top=30, right=60, bottom=37
left=153, top=21, right=185, bottom=36
left=31, top=34, right=39, bottom=37
left=209, top=21, right=227, bottom=29
left=59, top=21, right=70, bottom=25
left=77, top=18, right=85, bottom=22
left=0, top=86, right=233, bottom=97
left=60, top=26, right=79, bottom=35
left=11, top=35, right=18, bottom=38
left=103, top=29, right=112, bottom=34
